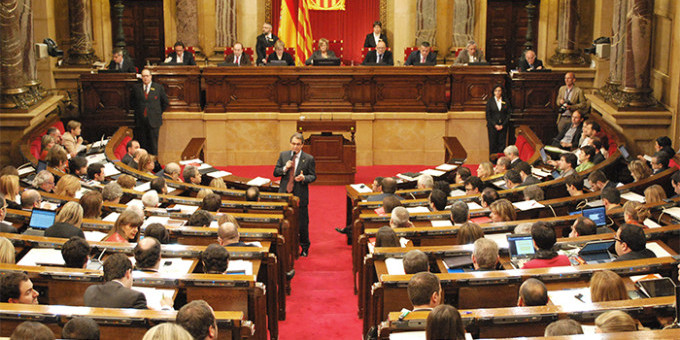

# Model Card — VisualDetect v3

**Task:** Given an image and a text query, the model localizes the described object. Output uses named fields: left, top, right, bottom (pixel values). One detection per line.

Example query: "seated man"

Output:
left=156, top=162, right=181, bottom=182
left=31, top=170, right=55, bottom=193
left=69, top=156, right=88, bottom=178
left=144, top=223, right=170, bottom=244
left=417, top=174, right=434, bottom=189
left=20, top=189, right=41, bottom=211
left=550, top=153, right=577, bottom=179
left=362, top=40, right=393, bottom=65
left=515, top=161, right=539, bottom=186
left=61, top=236, right=90, bottom=269
left=522, top=222, right=571, bottom=269
left=517, top=278, right=549, bottom=306
left=523, top=184, right=544, bottom=201
left=217, top=221, right=255, bottom=247
left=87, top=163, right=106, bottom=184
left=62, top=317, right=100, bottom=340
left=552, top=110, right=584, bottom=150
left=480, top=187, right=499, bottom=208
left=403, top=250, right=429, bottom=274
left=107, top=47, right=136, bottom=73
left=407, top=272, right=442, bottom=311
left=651, top=151, right=670, bottom=175
left=518, top=50, right=544, bottom=71
left=246, top=186, right=260, bottom=202
left=176, top=300, right=218, bottom=340
left=450, top=201, right=469, bottom=226
left=578, top=119, right=605, bottom=148
left=165, top=41, right=196, bottom=65
left=187, top=210, right=213, bottom=227
left=672, top=171, right=680, bottom=198
left=472, top=238, right=499, bottom=271
left=202, top=243, right=230, bottom=274
left=128, top=149, right=147, bottom=169
left=494, top=157, right=511, bottom=175
left=141, top=190, right=160, bottom=209
left=463, top=176, right=484, bottom=195
left=564, top=174, right=585, bottom=197
left=121, top=140, right=140, bottom=165
left=183, top=165, right=202, bottom=185
left=367, top=177, right=401, bottom=201
left=614, top=224, right=657, bottom=262
left=390, top=206, right=413, bottom=228
left=588, top=170, right=617, bottom=192
left=150, top=177, right=167, bottom=195
left=382, top=195, right=403, bottom=214
left=601, top=187, right=621, bottom=211
left=221, top=42, right=251, bottom=66
left=504, top=169, right=522, bottom=189
left=133, top=237, right=162, bottom=272
left=201, top=193, right=222, bottom=212
left=504, top=145, right=521, bottom=169
left=102, top=182, right=123, bottom=204
left=455, top=166, right=472, bottom=184
left=589, top=137, right=607, bottom=164
left=428, top=189, right=447, bottom=212
left=0, top=272, right=39, bottom=304
left=454, top=40, right=486, bottom=65
left=405, top=41, right=437, bottom=65
left=569, top=216, right=596, bottom=238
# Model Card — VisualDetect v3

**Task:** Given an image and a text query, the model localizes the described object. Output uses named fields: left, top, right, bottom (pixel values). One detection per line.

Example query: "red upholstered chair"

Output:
left=114, top=136, right=132, bottom=161
left=30, top=121, right=65, bottom=160
left=312, top=40, right=343, bottom=60
left=403, top=47, right=418, bottom=63
left=515, top=134, right=535, bottom=162
left=224, top=47, right=254, bottom=59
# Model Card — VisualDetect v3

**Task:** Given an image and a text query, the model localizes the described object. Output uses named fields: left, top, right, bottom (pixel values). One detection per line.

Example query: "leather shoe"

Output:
left=335, top=227, right=349, bottom=235
left=300, top=249, right=309, bottom=257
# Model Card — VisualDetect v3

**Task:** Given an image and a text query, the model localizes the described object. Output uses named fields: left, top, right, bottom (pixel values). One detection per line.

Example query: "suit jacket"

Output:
left=485, top=97, right=511, bottom=128
left=518, top=58, right=544, bottom=72
left=362, top=50, right=394, bottom=65
left=521, top=175, right=540, bottom=187
left=121, top=153, right=133, bottom=164
left=256, top=33, right=279, bottom=64
left=273, top=151, right=316, bottom=206
left=613, top=249, right=657, bottom=262
left=107, top=57, right=137, bottom=73
left=454, top=49, right=486, bottom=64
left=165, top=51, right=196, bottom=65
left=364, top=33, right=388, bottom=48
left=592, top=152, right=605, bottom=165
left=132, top=81, right=169, bottom=129
left=226, top=241, right=256, bottom=247
left=556, top=85, right=588, bottom=113
left=84, top=281, right=147, bottom=309
left=222, top=53, right=252, bottom=66
left=366, top=193, right=403, bottom=202
left=0, top=221, right=16, bottom=233
left=552, top=123, right=583, bottom=149
left=405, top=50, right=437, bottom=66
left=305, top=50, right=337, bottom=65
left=44, top=222, right=85, bottom=239
left=267, top=52, right=295, bottom=66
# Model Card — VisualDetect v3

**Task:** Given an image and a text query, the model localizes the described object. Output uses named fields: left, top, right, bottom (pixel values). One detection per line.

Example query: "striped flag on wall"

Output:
left=278, top=0, right=315, bottom=65
left=309, top=0, right=346, bottom=10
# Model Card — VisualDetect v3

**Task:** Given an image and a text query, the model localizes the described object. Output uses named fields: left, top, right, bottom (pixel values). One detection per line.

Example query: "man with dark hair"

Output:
left=165, top=41, right=196, bottom=65
left=601, top=187, right=621, bottom=211
left=504, top=169, right=522, bottom=189
left=549, top=153, right=577, bottom=179
left=133, top=237, right=162, bottom=272
left=217, top=222, right=253, bottom=247
left=188, top=210, right=213, bottom=227
left=367, top=177, right=401, bottom=202
left=428, top=189, right=447, bottom=211
left=61, top=236, right=90, bottom=268
left=144, top=223, right=170, bottom=244
left=651, top=151, right=670, bottom=175
left=449, top=201, right=469, bottom=225
left=494, top=157, right=511, bottom=175
left=515, top=161, right=539, bottom=186
left=518, top=278, right=549, bottom=306
left=107, top=47, right=136, bottom=73
left=121, top=140, right=140, bottom=165
left=521, top=222, right=570, bottom=269
left=20, top=189, right=41, bottom=210
left=407, top=272, right=442, bottom=311
left=149, top=177, right=167, bottom=195
left=403, top=250, right=429, bottom=274
left=201, top=194, right=222, bottom=212
left=202, top=243, right=230, bottom=274
left=69, top=156, right=88, bottom=177
left=578, top=119, right=601, bottom=147
left=672, top=171, right=680, bottom=198
left=0, top=272, right=39, bottom=304
left=553, top=110, right=584, bottom=151
left=371, top=176, right=384, bottom=192
left=183, top=165, right=201, bottom=185
left=614, top=224, right=656, bottom=262
left=589, top=137, right=606, bottom=164
left=480, top=187, right=498, bottom=208
left=588, top=170, right=616, bottom=192
left=564, top=174, right=585, bottom=196
left=62, top=317, right=101, bottom=340
left=274, top=132, right=316, bottom=257
left=84, top=253, right=145, bottom=309
left=133, top=69, right=169, bottom=155
left=0, top=196, right=17, bottom=233
left=176, top=300, right=218, bottom=340
left=569, top=216, right=596, bottom=238
left=382, top=195, right=403, bottom=214
left=245, top=186, right=260, bottom=202
left=405, top=41, right=436, bottom=65
left=463, top=176, right=484, bottom=195
left=455, top=166, right=472, bottom=184
left=87, top=163, right=106, bottom=183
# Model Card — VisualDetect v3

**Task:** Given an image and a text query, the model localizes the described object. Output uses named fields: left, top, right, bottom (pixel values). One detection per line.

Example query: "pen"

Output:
left=574, top=293, right=585, bottom=303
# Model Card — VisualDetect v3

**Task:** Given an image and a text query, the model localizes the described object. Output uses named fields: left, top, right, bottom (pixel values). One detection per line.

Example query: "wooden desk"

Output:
left=298, top=120, right=356, bottom=185
left=79, top=73, right=138, bottom=140
left=450, top=65, right=508, bottom=111
left=509, top=71, right=566, bottom=143
left=145, top=65, right=201, bottom=112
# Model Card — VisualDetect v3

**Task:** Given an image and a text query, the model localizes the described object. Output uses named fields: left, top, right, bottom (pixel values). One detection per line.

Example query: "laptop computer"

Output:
left=539, top=148, right=549, bottom=164
left=618, top=145, right=635, bottom=162
left=569, top=206, right=607, bottom=226
left=507, top=234, right=536, bottom=269
left=578, top=240, right=615, bottom=264
left=23, top=208, right=57, bottom=235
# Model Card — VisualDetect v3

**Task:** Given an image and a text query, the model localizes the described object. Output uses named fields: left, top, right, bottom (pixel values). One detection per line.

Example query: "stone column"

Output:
left=549, top=0, right=586, bottom=65
left=176, top=0, right=199, bottom=48
left=616, top=0, right=655, bottom=107
left=451, top=0, right=474, bottom=47
left=21, top=0, right=42, bottom=100
left=599, top=0, right=626, bottom=102
left=215, top=0, right=236, bottom=48
left=415, top=0, right=437, bottom=46
left=0, top=0, right=37, bottom=109
left=66, top=0, right=96, bottom=65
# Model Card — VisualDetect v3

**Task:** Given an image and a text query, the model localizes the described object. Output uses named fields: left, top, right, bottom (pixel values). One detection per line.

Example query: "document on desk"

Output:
left=484, top=233, right=510, bottom=249
left=142, top=216, right=170, bottom=228
left=18, top=166, right=35, bottom=176
left=134, top=182, right=151, bottom=192
left=127, top=199, right=144, bottom=208
left=74, top=188, right=89, bottom=199
left=420, top=169, right=445, bottom=177
left=406, top=206, right=431, bottom=214
left=531, top=167, right=551, bottom=178
left=86, top=153, right=107, bottom=165
left=18, top=248, right=65, bottom=267
left=385, top=258, right=406, bottom=275
left=662, top=207, right=680, bottom=220
left=226, top=260, right=253, bottom=275
left=431, top=219, right=453, bottom=227
left=131, top=257, right=195, bottom=275
left=172, top=204, right=199, bottom=214
left=103, top=212, right=120, bottom=222
left=350, top=184, right=373, bottom=193
left=436, top=163, right=457, bottom=171
left=449, top=189, right=466, bottom=197
left=83, top=231, right=108, bottom=242
left=389, top=331, right=425, bottom=340
left=547, top=287, right=591, bottom=306
left=179, top=158, right=202, bottom=165
left=620, top=191, right=645, bottom=203
left=585, top=199, right=604, bottom=207
left=646, top=242, right=672, bottom=258
left=466, top=201, right=483, bottom=210
left=197, top=163, right=213, bottom=170
left=643, top=218, right=662, bottom=229
left=512, top=200, right=545, bottom=211
left=102, top=162, right=121, bottom=177
left=132, top=287, right=175, bottom=311
left=247, top=177, right=271, bottom=186
left=207, top=170, right=232, bottom=178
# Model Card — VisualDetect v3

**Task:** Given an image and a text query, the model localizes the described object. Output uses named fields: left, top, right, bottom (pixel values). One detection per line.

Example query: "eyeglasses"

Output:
left=613, top=237, right=623, bottom=243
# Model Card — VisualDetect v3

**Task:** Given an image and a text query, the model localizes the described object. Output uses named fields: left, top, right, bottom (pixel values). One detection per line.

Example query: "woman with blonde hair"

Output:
left=0, top=237, right=15, bottom=263
left=116, top=174, right=136, bottom=189
left=489, top=199, right=516, bottom=222
left=590, top=270, right=629, bottom=302
left=305, top=38, right=337, bottom=65
left=103, top=209, right=144, bottom=243
left=266, top=39, right=295, bottom=65
left=45, top=201, right=85, bottom=239
left=595, top=311, right=637, bottom=333
left=137, top=154, right=156, bottom=174
left=196, top=188, right=214, bottom=200
left=457, top=222, right=484, bottom=245
left=54, top=175, right=81, bottom=198
left=477, top=162, right=494, bottom=179
left=644, top=184, right=666, bottom=204
left=61, top=120, right=84, bottom=157
left=627, top=160, right=652, bottom=182
left=0, top=175, right=21, bottom=210
left=142, top=322, right=193, bottom=340
left=209, top=178, right=227, bottom=189
left=622, top=201, right=651, bottom=226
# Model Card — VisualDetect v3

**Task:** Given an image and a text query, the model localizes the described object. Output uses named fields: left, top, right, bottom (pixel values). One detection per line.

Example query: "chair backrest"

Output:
left=265, top=47, right=296, bottom=56
left=224, top=46, right=254, bottom=58
left=515, top=134, right=535, bottom=162
left=165, top=46, right=196, bottom=57
left=403, top=47, right=418, bottom=62
left=114, top=136, right=132, bottom=160
left=312, top=39, right=344, bottom=60
left=30, top=121, right=65, bottom=160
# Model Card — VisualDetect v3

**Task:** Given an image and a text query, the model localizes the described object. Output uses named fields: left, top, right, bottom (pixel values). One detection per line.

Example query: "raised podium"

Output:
left=297, top=120, right=356, bottom=185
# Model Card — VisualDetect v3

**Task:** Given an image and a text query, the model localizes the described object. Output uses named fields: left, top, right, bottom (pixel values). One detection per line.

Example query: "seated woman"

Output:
left=46, top=145, right=69, bottom=172
left=575, top=145, right=595, bottom=172
left=590, top=270, right=630, bottom=302
left=375, top=225, right=400, bottom=247
left=622, top=201, right=650, bottom=227
left=0, top=175, right=21, bottom=210
left=103, top=209, right=144, bottom=243
left=137, top=154, right=156, bottom=174
left=209, top=178, right=227, bottom=189
left=457, top=222, right=483, bottom=245
left=0, top=236, right=15, bottom=263
left=116, top=174, right=136, bottom=189
left=80, top=190, right=103, bottom=220
left=595, top=311, right=638, bottom=333
left=489, top=199, right=516, bottom=222
left=39, top=135, right=55, bottom=161
left=61, top=120, right=84, bottom=158
left=426, top=304, right=466, bottom=340
left=45, top=201, right=85, bottom=239
left=54, top=175, right=81, bottom=198
left=644, top=184, right=666, bottom=203
left=266, top=40, right=295, bottom=66
left=476, top=162, right=494, bottom=179
left=627, top=160, right=652, bottom=182
left=305, top=38, right=337, bottom=65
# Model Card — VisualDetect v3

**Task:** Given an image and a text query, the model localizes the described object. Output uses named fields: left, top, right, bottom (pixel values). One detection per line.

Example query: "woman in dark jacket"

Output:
left=486, top=85, right=512, bottom=154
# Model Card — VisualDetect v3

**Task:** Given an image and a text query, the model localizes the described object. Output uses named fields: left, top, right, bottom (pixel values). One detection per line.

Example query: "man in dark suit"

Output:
left=405, top=41, right=437, bottom=65
left=274, top=133, right=316, bottom=256
left=362, top=40, right=393, bottom=65
left=121, top=140, right=140, bottom=164
left=366, top=177, right=402, bottom=201
left=614, top=224, right=657, bottom=262
left=164, top=41, right=196, bottom=65
left=84, top=253, right=154, bottom=309
left=518, top=50, right=544, bottom=71
left=217, top=221, right=255, bottom=247
left=256, top=22, right=278, bottom=65
left=516, top=161, right=540, bottom=187
left=107, top=48, right=136, bottom=73
left=132, top=69, right=168, bottom=156
left=551, top=110, right=584, bottom=150
left=363, top=21, right=388, bottom=48
left=221, top=42, right=251, bottom=66
left=133, top=237, right=162, bottom=272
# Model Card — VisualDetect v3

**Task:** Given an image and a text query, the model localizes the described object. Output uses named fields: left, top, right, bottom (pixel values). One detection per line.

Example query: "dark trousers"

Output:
left=488, top=126, right=508, bottom=154
left=135, top=122, right=160, bottom=156
left=299, top=204, right=310, bottom=250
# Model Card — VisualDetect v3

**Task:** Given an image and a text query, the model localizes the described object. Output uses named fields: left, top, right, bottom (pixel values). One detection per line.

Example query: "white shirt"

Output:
left=373, top=33, right=381, bottom=46
left=176, top=53, right=183, bottom=63
left=291, top=151, right=301, bottom=173
left=468, top=54, right=476, bottom=63
left=495, top=97, right=502, bottom=111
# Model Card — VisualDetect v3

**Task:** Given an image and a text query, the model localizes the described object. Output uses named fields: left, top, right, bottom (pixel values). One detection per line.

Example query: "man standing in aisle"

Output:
left=274, top=133, right=316, bottom=257
left=132, top=69, right=168, bottom=156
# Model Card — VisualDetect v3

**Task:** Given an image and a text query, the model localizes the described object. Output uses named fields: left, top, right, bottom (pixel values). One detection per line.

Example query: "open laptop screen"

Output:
left=507, top=234, right=535, bottom=258
left=29, top=208, right=56, bottom=230
left=539, top=148, right=548, bottom=163
left=570, top=207, right=607, bottom=226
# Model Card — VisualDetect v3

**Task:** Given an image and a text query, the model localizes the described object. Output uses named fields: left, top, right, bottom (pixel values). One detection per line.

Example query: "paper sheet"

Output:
left=102, top=162, right=121, bottom=177
left=396, top=174, right=418, bottom=182
left=390, top=331, right=426, bottom=340
left=621, top=191, right=645, bottom=203
left=172, top=204, right=199, bottom=214
left=492, top=179, right=506, bottom=188
left=646, top=242, right=672, bottom=258
left=197, top=163, right=213, bottom=170
left=179, top=159, right=202, bottom=165
left=226, top=260, right=254, bottom=275
left=435, top=164, right=457, bottom=171
left=431, top=220, right=453, bottom=227
left=406, top=206, right=431, bottom=214
left=420, top=169, right=445, bottom=177
left=585, top=199, right=604, bottom=207
left=83, top=231, right=108, bottom=242
left=134, top=182, right=151, bottom=192
left=663, top=207, right=680, bottom=220
left=130, top=257, right=195, bottom=275
left=547, top=287, right=592, bottom=306
left=643, top=218, right=662, bottom=229
left=531, top=168, right=551, bottom=178
left=466, top=201, right=483, bottom=210
left=385, top=258, right=406, bottom=275
left=74, top=188, right=89, bottom=199
left=207, top=170, right=232, bottom=178
left=399, top=238, right=410, bottom=247
left=247, top=177, right=271, bottom=186
left=484, top=233, right=510, bottom=249
left=103, top=212, right=120, bottom=222
left=142, top=216, right=170, bottom=228
left=449, top=189, right=466, bottom=197
left=86, top=153, right=107, bottom=165
left=350, top=183, right=373, bottom=193
left=18, top=166, right=35, bottom=176
left=131, top=287, right=175, bottom=311
left=512, top=200, right=545, bottom=211
left=17, top=248, right=65, bottom=266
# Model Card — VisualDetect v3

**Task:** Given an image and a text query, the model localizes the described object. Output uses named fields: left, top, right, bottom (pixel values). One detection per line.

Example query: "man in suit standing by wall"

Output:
left=132, top=69, right=168, bottom=156
left=164, top=41, right=196, bottom=65
left=274, top=133, right=316, bottom=257
left=256, top=22, right=278, bottom=65
left=405, top=41, right=437, bottom=65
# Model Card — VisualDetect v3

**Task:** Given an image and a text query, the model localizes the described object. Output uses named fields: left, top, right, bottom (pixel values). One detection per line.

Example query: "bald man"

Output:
left=518, top=278, right=549, bottom=306
left=133, top=237, right=162, bottom=272
left=217, top=222, right=254, bottom=247
left=20, top=189, right=41, bottom=211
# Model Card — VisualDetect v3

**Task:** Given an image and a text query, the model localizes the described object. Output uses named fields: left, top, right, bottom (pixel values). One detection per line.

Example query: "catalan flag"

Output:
left=309, top=0, right=345, bottom=10
left=278, top=0, right=314, bottom=65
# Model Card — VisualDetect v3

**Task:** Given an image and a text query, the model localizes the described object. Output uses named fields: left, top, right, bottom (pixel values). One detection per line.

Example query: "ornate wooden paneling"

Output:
left=146, top=65, right=201, bottom=112
left=110, top=0, right=165, bottom=70
left=510, top=71, right=565, bottom=143
left=79, top=73, right=138, bottom=140
left=450, top=65, right=507, bottom=111
left=485, top=0, right=540, bottom=69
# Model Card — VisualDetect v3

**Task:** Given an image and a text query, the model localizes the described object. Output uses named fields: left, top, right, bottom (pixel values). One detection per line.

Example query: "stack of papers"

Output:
left=83, top=231, right=108, bottom=242
left=226, top=260, right=254, bottom=275
left=179, top=159, right=202, bottom=165
left=142, top=216, right=170, bottom=228
left=449, top=189, right=466, bottom=197
left=396, top=174, right=418, bottom=182
left=621, top=191, right=645, bottom=203
left=435, top=164, right=457, bottom=171
left=134, top=182, right=151, bottom=192
left=197, top=163, right=213, bottom=170
left=17, top=248, right=64, bottom=267
left=247, top=177, right=271, bottom=186
left=420, top=169, right=446, bottom=177
left=663, top=207, right=680, bottom=220
left=350, top=183, right=373, bottom=193
left=18, top=166, right=35, bottom=176
left=484, top=233, right=510, bottom=249
left=385, top=258, right=405, bottom=275
left=86, top=153, right=107, bottom=165
left=512, top=200, right=545, bottom=211
left=431, top=220, right=453, bottom=227
left=102, top=162, right=121, bottom=177
left=74, top=188, right=89, bottom=199
left=643, top=218, right=662, bottom=229
left=207, top=171, right=231, bottom=178
left=103, top=212, right=120, bottom=222
left=531, top=167, right=551, bottom=178
left=406, top=206, right=430, bottom=214
left=172, top=204, right=199, bottom=214
left=466, top=201, right=483, bottom=210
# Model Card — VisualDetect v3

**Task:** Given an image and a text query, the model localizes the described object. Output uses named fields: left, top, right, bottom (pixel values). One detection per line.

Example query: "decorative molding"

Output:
left=379, top=0, right=387, bottom=29
left=265, top=0, right=272, bottom=25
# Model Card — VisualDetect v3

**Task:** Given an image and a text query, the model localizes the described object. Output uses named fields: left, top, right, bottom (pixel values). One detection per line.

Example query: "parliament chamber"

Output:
left=2, top=0, right=680, bottom=339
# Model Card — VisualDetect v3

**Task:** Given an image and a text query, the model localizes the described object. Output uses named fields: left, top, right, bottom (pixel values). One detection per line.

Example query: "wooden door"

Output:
left=111, top=0, right=165, bottom=71
left=485, top=0, right=539, bottom=70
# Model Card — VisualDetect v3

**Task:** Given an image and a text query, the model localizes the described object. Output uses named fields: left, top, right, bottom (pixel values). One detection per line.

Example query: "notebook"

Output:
left=507, top=234, right=535, bottom=269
